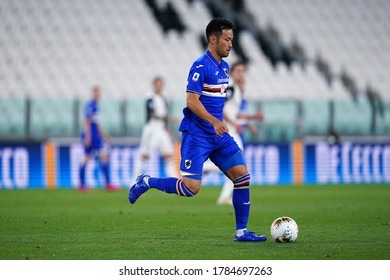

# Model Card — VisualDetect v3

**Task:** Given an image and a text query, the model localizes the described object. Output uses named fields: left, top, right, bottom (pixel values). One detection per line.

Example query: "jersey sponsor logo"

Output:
left=217, top=78, right=229, bottom=83
left=192, top=72, right=200, bottom=82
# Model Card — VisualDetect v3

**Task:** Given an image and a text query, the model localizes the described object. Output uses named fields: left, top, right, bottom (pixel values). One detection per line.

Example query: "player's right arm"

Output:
left=187, top=92, right=228, bottom=137
left=186, top=62, right=228, bottom=136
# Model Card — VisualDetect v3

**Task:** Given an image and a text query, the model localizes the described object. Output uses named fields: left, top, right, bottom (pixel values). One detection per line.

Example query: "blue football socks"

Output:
left=147, top=177, right=195, bottom=197
left=232, top=173, right=251, bottom=230
left=101, top=162, right=110, bottom=184
left=79, top=164, right=86, bottom=186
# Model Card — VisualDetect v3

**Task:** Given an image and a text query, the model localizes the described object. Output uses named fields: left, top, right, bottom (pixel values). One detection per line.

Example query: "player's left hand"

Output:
left=213, top=120, right=229, bottom=137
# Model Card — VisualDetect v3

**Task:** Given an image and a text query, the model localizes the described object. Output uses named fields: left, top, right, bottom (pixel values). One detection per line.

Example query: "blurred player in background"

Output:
left=133, top=77, right=178, bottom=178
left=129, top=18, right=267, bottom=242
left=216, top=61, right=264, bottom=205
left=79, top=86, right=118, bottom=191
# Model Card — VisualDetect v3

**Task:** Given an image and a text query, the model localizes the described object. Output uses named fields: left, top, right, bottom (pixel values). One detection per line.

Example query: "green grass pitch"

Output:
left=0, top=185, right=389, bottom=260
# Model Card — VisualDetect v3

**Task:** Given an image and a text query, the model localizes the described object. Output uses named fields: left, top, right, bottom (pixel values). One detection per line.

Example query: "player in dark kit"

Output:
left=129, top=18, right=267, bottom=242
left=79, top=86, right=118, bottom=191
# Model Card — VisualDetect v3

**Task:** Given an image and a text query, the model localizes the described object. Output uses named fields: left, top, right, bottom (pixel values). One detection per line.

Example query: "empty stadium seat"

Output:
left=30, top=98, right=75, bottom=138
left=260, top=100, right=298, bottom=142
left=125, top=98, right=147, bottom=137
left=0, top=97, right=26, bottom=137
left=302, top=99, right=331, bottom=135
left=333, top=98, right=372, bottom=135
left=375, top=101, right=390, bottom=135
left=99, top=98, right=123, bottom=136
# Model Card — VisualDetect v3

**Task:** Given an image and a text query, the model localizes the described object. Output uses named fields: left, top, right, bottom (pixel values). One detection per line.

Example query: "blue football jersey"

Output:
left=84, top=100, right=100, bottom=140
left=179, top=50, right=230, bottom=137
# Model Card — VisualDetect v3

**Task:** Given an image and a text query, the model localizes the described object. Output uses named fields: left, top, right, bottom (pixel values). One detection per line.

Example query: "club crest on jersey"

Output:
left=185, top=160, right=192, bottom=169
left=220, top=84, right=227, bottom=94
left=223, top=68, right=229, bottom=76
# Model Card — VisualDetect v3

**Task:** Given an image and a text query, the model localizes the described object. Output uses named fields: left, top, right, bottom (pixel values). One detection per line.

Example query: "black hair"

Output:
left=205, top=18, right=234, bottom=43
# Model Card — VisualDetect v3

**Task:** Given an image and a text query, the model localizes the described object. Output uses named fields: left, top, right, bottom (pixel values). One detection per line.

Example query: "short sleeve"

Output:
left=186, top=63, right=206, bottom=95
left=147, top=98, right=154, bottom=111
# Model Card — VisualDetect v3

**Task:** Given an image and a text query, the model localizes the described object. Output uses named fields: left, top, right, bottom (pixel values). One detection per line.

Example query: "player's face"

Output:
left=231, top=64, right=245, bottom=84
left=216, top=29, right=233, bottom=58
left=154, top=79, right=164, bottom=94
left=93, top=88, right=101, bottom=101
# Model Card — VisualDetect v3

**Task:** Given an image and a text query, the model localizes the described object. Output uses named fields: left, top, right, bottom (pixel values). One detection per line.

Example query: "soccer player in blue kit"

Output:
left=79, top=86, right=118, bottom=191
left=129, top=18, right=267, bottom=242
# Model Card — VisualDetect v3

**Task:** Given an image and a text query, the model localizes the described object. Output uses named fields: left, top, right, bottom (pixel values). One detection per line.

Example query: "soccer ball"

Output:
left=270, top=216, right=299, bottom=243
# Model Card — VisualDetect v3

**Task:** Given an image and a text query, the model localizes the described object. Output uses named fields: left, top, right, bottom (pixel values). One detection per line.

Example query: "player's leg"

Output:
left=211, top=134, right=267, bottom=242
left=217, top=128, right=244, bottom=205
left=98, top=145, right=119, bottom=191
left=133, top=154, right=149, bottom=178
left=79, top=154, right=90, bottom=190
left=160, top=128, right=178, bottom=177
left=133, top=124, right=152, bottom=177
left=162, top=154, right=178, bottom=177
left=225, top=164, right=251, bottom=234
left=128, top=132, right=207, bottom=204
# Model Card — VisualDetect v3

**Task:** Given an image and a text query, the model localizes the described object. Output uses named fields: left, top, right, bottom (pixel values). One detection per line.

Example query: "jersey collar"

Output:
left=205, top=50, right=223, bottom=69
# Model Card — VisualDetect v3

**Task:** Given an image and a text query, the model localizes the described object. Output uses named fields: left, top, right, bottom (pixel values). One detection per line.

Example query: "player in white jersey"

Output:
left=217, top=61, right=264, bottom=205
left=133, top=77, right=178, bottom=178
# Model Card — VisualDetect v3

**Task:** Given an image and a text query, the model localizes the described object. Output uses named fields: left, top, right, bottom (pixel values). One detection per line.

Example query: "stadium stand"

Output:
left=376, top=101, right=390, bottom=135
left=0, top=97, right=26, bottom=138
left=333, top=98, right=372, bottom=136
left=0, top=0, right=389, bottom=142
left=30, top=98, right=74, bottom=138
left=125, top=98, right=148, bottom=137
left=260, top=100, right=298, bottom=142
left=302, top=99, right=331, bottom=136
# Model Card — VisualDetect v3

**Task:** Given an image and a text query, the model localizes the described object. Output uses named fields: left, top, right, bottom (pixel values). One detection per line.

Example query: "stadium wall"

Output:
left=0, top=141, right=389, bottom=189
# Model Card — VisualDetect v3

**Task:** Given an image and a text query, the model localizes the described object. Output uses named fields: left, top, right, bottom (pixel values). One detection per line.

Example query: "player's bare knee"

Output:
left=226, top=165, right=248, bottom=182
left=186, top=182, right=201, bottom=195
left=182, top=177, right=201, bottom=195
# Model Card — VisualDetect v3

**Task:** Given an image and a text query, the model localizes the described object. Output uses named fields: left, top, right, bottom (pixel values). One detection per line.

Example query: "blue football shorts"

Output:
left=81, top=133, right=107, bottom=156
left=179, top=132, right=246, bottom=180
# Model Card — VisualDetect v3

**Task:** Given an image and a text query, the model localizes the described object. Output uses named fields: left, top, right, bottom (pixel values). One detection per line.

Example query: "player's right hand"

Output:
left=253, top=112, right=264, bottom=121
